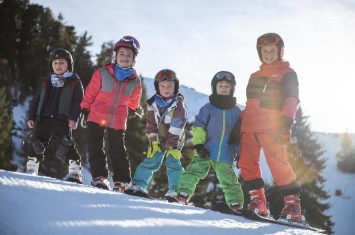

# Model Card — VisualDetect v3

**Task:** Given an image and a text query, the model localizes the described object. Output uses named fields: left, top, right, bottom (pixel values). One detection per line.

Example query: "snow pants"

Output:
left=24, top=117, right=80, bottom=163
left=87, top=122, right=131, bottom=183
left=238, top=132, right=296, bottom=187
left=177, top=157, right=244, bottom=207
left=132, top=151, right=183, bottom=192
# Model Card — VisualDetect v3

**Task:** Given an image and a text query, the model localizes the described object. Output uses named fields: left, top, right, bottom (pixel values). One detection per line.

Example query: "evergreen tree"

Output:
left=0, top=0, right=96, bottom=177
left=0, top=87, right=17, bottom=171
left=95, top=41, right=113, bottom=68
left=266, top=107, right=333, bottom=233
left=126, top=76, right=149, bottom=177
left=336, top=132, right=355, bottom=173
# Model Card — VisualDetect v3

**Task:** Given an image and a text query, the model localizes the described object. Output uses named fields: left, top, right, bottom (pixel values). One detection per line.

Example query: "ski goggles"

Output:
left=215, top=71, right=235, bottom=82
left=121, top=36, right=140, bottom=52
left=155, top=69, right=177, bottom=82
left=257, top=33, right=281, bottom=47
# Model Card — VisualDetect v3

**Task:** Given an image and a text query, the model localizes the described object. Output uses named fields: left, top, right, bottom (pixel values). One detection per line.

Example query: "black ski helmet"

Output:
left=256, top=33, right=284, bottom=62
left=49, top=48, right=74, bottom=72
left=154, top=69, right=179, bottom=95
left=211, top=71, right=236, bottom=96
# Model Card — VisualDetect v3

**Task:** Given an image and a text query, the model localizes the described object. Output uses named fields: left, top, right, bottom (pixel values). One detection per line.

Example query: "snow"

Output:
left=0, top=170, right=320, bottom=235
left=314, top=133, right=355, bottom=235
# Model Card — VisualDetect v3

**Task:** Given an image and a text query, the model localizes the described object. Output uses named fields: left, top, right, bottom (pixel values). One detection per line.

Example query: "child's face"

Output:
left=158, top=80, right=175, bottom=98
left=261, top=44, right=279, bottom=64
left=52, top=59, right=68, bottom=75
left=116, top=47, right=134, bottom=68
left=216, top=80, right=232, bottom=96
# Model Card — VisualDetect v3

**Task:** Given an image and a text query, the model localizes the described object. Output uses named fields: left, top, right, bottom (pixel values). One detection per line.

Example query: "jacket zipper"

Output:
left=217, top=110, right=226, bottom=162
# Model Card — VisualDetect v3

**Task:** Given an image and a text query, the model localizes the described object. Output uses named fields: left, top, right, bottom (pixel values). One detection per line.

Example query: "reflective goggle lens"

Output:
left=215, top=71, right=234, bottom=82
left=122, top=36, right=140, bottom=51
left=155, top=69, right=176, bottom=82
left=257, top=34, right=280, bottom=47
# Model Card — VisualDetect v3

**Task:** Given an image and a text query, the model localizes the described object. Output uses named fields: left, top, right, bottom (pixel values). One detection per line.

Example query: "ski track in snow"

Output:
left=0, top=170, right=320, bottom=235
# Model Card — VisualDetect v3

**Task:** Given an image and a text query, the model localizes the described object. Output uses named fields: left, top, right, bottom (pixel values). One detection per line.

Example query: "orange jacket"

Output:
left=81, top=64, right=142, bottom=130
left=241, top=61, right=299, bottom=133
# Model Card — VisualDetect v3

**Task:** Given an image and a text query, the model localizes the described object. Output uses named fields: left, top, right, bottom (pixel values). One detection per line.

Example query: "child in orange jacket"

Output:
left=238, top=33, right=304, bottom=222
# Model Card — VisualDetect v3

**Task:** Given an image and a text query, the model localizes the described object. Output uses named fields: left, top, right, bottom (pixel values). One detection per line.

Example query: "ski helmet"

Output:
left=211, top=71, right=236, bottom=96
left=256, top=33, right=284, bottom=61
left=154, top=69, right=179, bottom=95
left=113, top=35, right=140, bottom=55
left=112, top=36, right=140, bottom=64
left=49, top=48, right=74, bottom=72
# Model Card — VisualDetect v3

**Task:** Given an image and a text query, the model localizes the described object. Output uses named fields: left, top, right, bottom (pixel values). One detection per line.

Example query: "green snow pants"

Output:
left=177, top=157, right=244, bottom=207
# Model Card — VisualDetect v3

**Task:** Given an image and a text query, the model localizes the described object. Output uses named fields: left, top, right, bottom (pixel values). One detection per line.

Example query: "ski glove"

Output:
left=167, top=148, right=182, bottom=160
left=147, top=141, right=161, bottom=158
left=194, top=144, right=209, bottom=159
left=229, top=117, right=242, bottom=145
left=129, top=105, right=144, bottom=119
left=275, top=117, right=294, bottom=145
left=80, top=109, right=89, bottom=128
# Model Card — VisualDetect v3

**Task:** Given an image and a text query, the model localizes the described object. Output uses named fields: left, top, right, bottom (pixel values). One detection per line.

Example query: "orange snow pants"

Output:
left=238, top=132, right=296, bottom=187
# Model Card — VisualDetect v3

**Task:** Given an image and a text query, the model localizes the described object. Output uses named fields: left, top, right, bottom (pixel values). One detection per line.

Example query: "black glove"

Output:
left=194, top=144, right=209, bottom=159
left=129, top=106, right=144, bottom=119
left=134, top=105, right=144, bottom=119
left=275, top=117, right=294, bottom=144
left=229, top=117, right=242, bottom=145
left=80, top=109, right=89, bottom=128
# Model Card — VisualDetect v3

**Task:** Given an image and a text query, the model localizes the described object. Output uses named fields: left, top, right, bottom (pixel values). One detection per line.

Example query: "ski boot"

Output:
left=165, top=189, right=178, bottom=202
left=124, top=184, right=150, bottom=198
left=64, top=160, right=83, bottom=184
left=247, top=188, right=270, bottom=216
left=279, top=194, right=305, bottom=223
left=25, top=157, right=40, bottom=175
left=91, top=176, right=110, bottom=190
left=113, top=181, right=130, bottom=193
left=176, top=192, right=189, bottom=205
left=229, top=203, right=242, bottom=212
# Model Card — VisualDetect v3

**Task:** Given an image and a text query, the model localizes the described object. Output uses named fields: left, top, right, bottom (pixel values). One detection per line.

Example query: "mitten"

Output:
left=194, top=144, right=209, bottom=159
left=167, top=148, right=182, bottom=160
left=80, top=109, right=89, bottom=128
left=146, top=141, right=161, bottom=158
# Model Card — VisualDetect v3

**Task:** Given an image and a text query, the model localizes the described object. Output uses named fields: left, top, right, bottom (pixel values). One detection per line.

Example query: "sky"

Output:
left=2, top=132, right=355, bottom=234
left=30, top=0, right=355, bottom=133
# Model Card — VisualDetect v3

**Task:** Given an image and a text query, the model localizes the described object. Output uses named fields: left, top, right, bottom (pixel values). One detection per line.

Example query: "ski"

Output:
left=124, top=188, right=152, bottom=199
left=212, top=202, right=325, bottom=233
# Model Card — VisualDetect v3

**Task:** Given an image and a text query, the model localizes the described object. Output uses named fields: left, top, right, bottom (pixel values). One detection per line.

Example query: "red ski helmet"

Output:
left=49, top=48, right=74, bottom=72
left=256, top=33, right=284, bottom=61
left=113, top=35, right=140, bottom=55
left=154, top=69, right=179, bottom=95
left=112, top=36, right=140, bottom=64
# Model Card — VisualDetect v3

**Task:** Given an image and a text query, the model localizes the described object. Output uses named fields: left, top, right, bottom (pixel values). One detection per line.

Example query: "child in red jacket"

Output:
left=80, top=36, right=142, bottom=191
left=238, top=33, right=304, bottom=222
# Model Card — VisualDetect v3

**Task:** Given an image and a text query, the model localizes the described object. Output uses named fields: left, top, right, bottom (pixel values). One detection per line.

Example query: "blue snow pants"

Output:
left=132, top=151, right=183, bottom=192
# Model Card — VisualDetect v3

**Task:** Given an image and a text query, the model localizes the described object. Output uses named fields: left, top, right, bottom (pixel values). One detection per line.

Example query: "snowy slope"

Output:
left=314, top=133, right=355, bottom=235
left=0, top=170, right=320, bottom=235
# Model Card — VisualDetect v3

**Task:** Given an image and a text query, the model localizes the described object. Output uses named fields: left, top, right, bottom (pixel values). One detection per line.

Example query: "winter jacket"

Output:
left=80, top=64, right=142, bottom=130
left=241, top=60, right=299, bottom=133
left=29, top=73, right=84, bottom=122
left=146, top=94, right=187, bottom=150
left=193, top=103, right=241, bottom=163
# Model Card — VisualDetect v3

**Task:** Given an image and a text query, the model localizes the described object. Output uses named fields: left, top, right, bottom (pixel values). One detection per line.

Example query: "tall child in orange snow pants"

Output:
left=238, top=33, right=304, bottom=222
